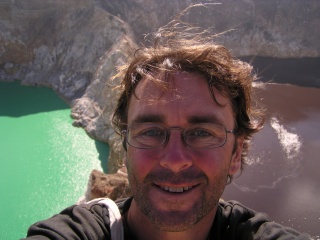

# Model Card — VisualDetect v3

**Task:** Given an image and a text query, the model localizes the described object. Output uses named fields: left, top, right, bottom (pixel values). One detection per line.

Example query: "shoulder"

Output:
left=24, top=198, right=132, bottom=239
left=218, top=199, right=270, bottom=223
left=213, top=200, right=311, bottom=240
left=84, top=197, right=132, bottom=213
left=72, top=197, right=132, bottom=218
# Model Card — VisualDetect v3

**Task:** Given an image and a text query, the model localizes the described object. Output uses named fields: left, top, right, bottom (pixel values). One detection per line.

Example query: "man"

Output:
left=24, top=24, right=310, bottom=239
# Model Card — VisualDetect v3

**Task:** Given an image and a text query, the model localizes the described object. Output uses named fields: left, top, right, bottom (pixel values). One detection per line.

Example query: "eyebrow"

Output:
left=131, top=114, right=165, bottom=125
left=131, top=114, right=225, bottom=126
left=188, top=115, right=225, bottom=125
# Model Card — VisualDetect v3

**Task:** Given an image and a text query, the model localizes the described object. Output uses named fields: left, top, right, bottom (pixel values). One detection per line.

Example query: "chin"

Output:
left=149, top=210, right=199, bottom=232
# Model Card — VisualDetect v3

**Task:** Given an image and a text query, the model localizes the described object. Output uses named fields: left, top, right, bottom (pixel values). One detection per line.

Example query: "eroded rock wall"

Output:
left=0, top=0, right=134, bottom=101
left=97, top=0, right=320, bottom=58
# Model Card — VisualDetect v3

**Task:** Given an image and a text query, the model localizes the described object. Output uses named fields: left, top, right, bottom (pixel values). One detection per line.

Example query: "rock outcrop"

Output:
left=78, top=169, right=130, bottom=202
left=1, top=0, right=320, bottom=172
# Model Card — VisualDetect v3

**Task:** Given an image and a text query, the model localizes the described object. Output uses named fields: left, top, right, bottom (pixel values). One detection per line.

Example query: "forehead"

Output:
left=127, top=71, right=234, bottom=126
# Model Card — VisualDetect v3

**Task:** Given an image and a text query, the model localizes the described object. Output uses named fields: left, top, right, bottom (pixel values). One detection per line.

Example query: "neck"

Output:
left=126, top=199, right=217, bottom=240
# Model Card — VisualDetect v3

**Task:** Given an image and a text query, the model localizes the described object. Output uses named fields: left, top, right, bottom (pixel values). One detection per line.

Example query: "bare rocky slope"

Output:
left=97, top=0, right=320, bottom=58
left=1, top=0, right=320, bottom=172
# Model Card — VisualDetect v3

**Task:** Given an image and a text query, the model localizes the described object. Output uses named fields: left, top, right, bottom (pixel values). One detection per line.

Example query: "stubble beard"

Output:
left=127, top=166, right=229, bottom=232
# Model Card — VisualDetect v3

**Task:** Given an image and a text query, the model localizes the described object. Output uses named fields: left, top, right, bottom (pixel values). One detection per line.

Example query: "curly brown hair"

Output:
left=112, top=22, right=264, bottom=181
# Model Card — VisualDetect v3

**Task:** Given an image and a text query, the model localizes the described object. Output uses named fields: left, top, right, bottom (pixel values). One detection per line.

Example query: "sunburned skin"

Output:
left=124, top=71, right=243, bottom=240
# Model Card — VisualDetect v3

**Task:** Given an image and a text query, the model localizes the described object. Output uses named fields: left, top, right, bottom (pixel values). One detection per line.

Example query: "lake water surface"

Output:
left=0, top=81, right=108, bottom=239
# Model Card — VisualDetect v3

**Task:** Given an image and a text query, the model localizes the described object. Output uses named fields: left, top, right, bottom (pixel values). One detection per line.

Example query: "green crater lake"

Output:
left=0, top=81, right=109, bottom=239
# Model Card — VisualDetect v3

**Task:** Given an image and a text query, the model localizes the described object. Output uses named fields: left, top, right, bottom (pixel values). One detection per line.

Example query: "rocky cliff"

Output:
left=98, top=0, right=320, bottom=58
left=1, top=0, right=319, bottom=172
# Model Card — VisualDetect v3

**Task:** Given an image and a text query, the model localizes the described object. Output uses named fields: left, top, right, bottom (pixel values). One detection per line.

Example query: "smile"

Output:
left=158, top=185, right=194, bottom=193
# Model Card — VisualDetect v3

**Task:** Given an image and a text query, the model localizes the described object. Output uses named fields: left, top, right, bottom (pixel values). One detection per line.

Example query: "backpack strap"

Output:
left=87, top=198, right=124, bottom=240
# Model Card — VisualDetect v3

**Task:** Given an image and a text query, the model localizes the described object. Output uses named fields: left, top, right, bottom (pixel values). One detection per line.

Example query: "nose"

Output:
left=159, top=129, right=193, bottom=172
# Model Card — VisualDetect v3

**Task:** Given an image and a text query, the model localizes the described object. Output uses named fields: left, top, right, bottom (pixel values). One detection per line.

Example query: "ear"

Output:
left=228, top=136, right=244, bottom=175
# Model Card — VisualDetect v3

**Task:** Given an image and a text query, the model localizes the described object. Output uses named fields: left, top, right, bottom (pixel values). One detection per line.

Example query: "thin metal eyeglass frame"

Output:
left=121, top=124, right=235, bottom=149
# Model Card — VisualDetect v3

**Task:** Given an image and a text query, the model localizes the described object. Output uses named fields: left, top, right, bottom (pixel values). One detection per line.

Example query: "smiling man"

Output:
left=121, top=71, right=243, bottom=239
left=24, top=24, right=310, bottom=239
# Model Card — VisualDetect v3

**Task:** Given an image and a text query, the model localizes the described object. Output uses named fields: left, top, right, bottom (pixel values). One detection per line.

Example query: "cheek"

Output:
left=127, top=148, right=156, bottom=179
left=192, top=149, right=227, bottom=167
left=192, top=148, right=233, bottom=178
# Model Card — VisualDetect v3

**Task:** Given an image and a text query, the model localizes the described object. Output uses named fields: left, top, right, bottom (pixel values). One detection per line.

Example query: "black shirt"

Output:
left=23, top=198, right=310, bottom=240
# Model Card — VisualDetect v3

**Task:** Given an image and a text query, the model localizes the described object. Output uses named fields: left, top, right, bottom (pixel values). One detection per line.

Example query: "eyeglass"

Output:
left=121, top=123, right=235, bottom=149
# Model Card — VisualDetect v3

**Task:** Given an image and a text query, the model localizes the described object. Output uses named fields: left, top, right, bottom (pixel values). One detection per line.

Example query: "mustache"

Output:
left=143, top=168, right=208, bottom=185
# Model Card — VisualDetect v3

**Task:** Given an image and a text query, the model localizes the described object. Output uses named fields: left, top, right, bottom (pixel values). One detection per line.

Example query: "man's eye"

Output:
left=140, top=128, right=164, bottom=137
left=188, top=129, right=212, bottom=137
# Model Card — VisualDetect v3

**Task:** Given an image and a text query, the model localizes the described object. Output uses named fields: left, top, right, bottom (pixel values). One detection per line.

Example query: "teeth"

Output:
left=160, top=186, right=193, bottom=193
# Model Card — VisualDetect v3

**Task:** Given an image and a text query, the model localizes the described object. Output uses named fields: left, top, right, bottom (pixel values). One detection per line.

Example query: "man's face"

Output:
left=125, top=71, right=243, bottom=231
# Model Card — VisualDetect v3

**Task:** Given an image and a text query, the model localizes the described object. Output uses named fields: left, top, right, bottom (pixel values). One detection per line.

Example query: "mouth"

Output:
left=156, top=184, right=197, bottom=193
